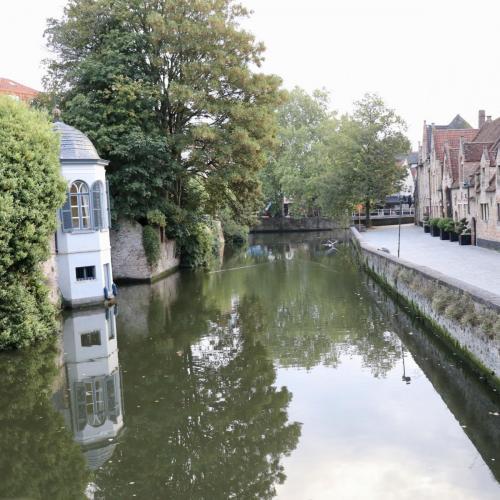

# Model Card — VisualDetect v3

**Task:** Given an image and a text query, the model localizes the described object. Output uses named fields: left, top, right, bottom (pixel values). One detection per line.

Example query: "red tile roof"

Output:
left=0, top=78, right=39, bottom=101
left=433, top=128, right=477, bottom=163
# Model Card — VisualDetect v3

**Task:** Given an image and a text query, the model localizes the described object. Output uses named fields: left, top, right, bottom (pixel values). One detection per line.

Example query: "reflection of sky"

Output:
left=275, top=355, right=500, bottom=500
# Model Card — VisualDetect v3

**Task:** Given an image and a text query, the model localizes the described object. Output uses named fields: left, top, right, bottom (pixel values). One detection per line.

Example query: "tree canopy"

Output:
left=260, top=89, right=410, bottom=222
left=45, top=0, right=284, bottom=229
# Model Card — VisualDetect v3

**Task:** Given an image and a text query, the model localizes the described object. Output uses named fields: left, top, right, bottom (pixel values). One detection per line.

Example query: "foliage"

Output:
left=0, top=342, right=89, bottom=498
left=179, top=219, right=220, bottom=269
left=142, top=225, right=161, bottom=267
left=260, top=87, right=336, bottom=216
left=146, top=209, right=166, bottom=228
left=220, top=208, right=249, bottom=247
left=319, top=93, right=410, bottom=222
left=0, top=96, right=65, bottom=349
left=456, top=218, right=469, bottom=235
left=429, top=217, right=441, bottom=227
left=45, top=0, right=284, bottom=234
left=437, top=217, right=453, bottom=231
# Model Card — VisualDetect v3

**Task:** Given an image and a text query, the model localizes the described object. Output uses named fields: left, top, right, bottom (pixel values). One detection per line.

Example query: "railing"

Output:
left=352, top=207, right=415, bottom=219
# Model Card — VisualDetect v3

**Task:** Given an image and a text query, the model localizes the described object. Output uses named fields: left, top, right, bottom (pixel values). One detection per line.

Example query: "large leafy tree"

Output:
left=319, top=93, right=410, bottom=224
left=260, top=87, right=337, bottom=216
left=45, top=0, right=284, bottom=226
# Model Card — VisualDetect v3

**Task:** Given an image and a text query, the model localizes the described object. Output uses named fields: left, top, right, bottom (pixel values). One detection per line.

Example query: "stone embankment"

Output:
left=351, top=227, right=500, bottom=386
left=111, top=219, right=179, bottom=282
left=251, top=216, right=337, bottom=233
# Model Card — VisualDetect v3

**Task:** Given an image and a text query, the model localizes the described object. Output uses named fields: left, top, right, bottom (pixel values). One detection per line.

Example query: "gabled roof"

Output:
left=473, top=117, right=500, bottom=143
left=424, top=114, right=472, bottom=157
left=433, top=128, right=477, bottom=163
left=463, top=142, right=493, bottom=162
left=444, top=145, right=460, bottom=182
left=446, top=114, right=472, bottom=129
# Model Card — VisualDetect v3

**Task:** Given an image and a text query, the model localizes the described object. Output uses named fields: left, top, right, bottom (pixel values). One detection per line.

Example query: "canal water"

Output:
left=0, top=232, right=499, bottom=499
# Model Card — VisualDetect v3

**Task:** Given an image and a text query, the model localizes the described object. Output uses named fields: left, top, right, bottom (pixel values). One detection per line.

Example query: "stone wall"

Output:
left=251, top=216, right=337, bottom=233
left=351, top=227, right=500, bottom=385
left=41, top=235, right=60, bottom=307
left=111, top=219, right=179, bottom=282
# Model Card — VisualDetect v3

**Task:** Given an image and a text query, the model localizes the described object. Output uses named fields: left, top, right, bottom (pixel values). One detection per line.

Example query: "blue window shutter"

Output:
left=60, top=193, right=72, bottom=232
left=105, top=180, right=112, bottom=229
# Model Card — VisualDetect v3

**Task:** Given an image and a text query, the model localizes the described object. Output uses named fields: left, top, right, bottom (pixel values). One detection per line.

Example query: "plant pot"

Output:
left=449, top=232, right=459, bottom=242
left=459, top=234, right=471, bottom=245
left=430, top=225, right=440, bottom=237
left=439, top=229, right=450, bottom=240
left=424, top=225, right=430, bottom=233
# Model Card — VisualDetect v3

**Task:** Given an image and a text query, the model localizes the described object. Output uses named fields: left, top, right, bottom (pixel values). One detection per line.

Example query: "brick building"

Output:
left=416, top=111, right=500, bottom=250
left=0, top=77, right=39, bottom=102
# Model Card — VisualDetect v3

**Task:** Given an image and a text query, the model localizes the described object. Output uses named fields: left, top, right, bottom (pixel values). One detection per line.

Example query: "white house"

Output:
left=61, top=307, right=124, bottom=469
left=54, top=120, right=115, bottom=307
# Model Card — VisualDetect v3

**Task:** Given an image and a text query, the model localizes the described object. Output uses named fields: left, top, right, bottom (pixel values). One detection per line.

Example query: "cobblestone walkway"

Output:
left=360, top=224, right=500, bottom=297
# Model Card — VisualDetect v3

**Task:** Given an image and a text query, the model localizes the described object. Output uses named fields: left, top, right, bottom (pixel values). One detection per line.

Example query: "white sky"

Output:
left=2, top=0, right=500, bottom=148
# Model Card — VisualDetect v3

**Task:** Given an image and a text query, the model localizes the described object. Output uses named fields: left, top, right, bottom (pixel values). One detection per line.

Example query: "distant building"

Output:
left=0, top=77, right=38, bottom=102
left=415, top=111, right=500, bottom=250
left=54, top=120, right=116, bottom=307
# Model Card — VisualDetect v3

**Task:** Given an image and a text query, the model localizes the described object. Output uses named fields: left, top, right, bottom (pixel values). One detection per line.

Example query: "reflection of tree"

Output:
left=0, top=342, right=89, bottom=499
left=202, top=241, right=402, bottom=375
left=105, top=295, right=301, bottom=499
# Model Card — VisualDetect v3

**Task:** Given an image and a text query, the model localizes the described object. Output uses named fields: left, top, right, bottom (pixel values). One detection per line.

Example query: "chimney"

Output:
left=487, top=115, right=492, bottom=123
left=478, top=109, right=486, bottom=128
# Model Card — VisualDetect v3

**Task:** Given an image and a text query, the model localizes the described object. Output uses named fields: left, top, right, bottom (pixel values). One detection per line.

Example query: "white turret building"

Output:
left=54, top=120, right=115, bottom=307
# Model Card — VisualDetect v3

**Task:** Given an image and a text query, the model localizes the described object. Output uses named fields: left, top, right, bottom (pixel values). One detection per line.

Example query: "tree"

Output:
left=0, top=96, right=66, bottom=349
left=319, top=93, right=410, bottom=225
left=260, top=87, right=337, bottom=216
left=45, top=0, right=284, bottom=229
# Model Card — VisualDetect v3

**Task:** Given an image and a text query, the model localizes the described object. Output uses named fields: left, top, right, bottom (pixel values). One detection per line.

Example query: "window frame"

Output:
left=75, top=265, right=96, bottom=281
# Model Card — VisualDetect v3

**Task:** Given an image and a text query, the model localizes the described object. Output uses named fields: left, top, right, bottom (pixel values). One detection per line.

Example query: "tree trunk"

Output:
left=365, top=199, right=371, bottom=227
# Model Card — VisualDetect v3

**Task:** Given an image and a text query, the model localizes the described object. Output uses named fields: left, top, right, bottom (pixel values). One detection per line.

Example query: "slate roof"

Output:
left=53, top=121, right=101, bottom=161
left=407, top=152, right=419, bottom=165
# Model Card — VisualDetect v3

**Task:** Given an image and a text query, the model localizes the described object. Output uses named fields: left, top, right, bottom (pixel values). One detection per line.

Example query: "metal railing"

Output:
left=352, top=207, right=415, bottom=219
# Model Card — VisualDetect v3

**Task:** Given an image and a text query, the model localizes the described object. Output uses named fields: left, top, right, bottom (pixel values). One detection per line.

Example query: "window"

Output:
left=91, top=181, right=104, bottom=230
left=497, top=203, right=500, bottom=223
left=76, top=265, right=96, bottom=281
left=61, top=180, right=110, bottom=232
left=81, top=330, right=101, bottom=347
left=480, top=203, right=489, bottom=221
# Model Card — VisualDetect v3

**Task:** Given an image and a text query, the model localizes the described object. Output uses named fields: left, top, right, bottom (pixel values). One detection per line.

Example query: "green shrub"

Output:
left=142, top=225, right=161, bottom=266
left=437, top=217, right=453, bottom=231
left=429, top=217, right=441, bottom=227
left=181, top=220, right=220, bottom=268
left=0, top=96, right=65, bottom=349
left=221, top=217, right=249, bottom=247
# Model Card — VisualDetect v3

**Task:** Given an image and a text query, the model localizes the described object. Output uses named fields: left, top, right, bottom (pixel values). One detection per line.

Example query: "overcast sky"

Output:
left=2, top=0, right=500, bottom=148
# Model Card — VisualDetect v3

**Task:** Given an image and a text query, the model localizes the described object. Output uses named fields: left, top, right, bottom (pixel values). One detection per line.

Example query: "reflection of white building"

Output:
left=60, top=307, right=124, bottom=470
left=54, top=120, right=115, bottom=307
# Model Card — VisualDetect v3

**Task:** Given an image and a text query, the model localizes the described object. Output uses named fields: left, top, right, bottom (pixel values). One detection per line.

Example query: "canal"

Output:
left=0, top=232, right=499, bottom=499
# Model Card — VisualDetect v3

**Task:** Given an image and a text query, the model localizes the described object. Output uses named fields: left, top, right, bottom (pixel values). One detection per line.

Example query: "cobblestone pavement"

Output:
left=360, top=224, right=500, bottom=297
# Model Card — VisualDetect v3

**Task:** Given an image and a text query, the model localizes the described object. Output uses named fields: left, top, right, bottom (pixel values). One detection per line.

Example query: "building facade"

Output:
left=416, top=111, right=500, bottom=250
left=54, top=121, right=116, bottom=307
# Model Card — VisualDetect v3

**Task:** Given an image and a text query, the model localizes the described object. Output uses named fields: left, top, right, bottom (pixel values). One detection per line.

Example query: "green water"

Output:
left=1, top=232, right=499, bottom=499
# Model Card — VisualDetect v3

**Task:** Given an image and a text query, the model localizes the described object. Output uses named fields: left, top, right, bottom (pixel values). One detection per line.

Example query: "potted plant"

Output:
left=449, top=220, right=459, bottom=242
left=429, top=218, right=441, bottom=237
left=457, top=219, right=471, bottom=245
left=438, top=217, right=453, bottom=240
left=423, top=215, right=430, bottom=233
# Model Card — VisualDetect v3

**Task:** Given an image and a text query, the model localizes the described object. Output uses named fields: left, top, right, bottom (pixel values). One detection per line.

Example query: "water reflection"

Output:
left=59, top=306, right=124, bottom=471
